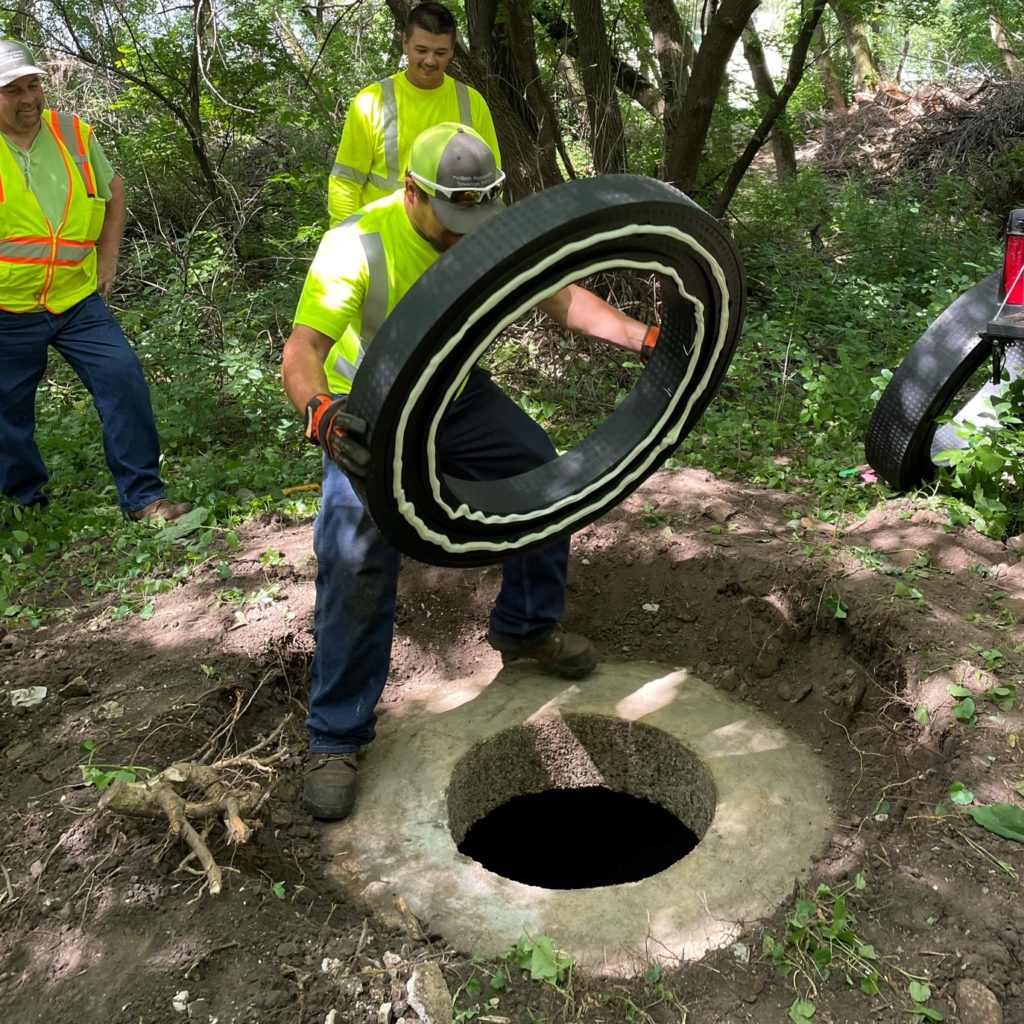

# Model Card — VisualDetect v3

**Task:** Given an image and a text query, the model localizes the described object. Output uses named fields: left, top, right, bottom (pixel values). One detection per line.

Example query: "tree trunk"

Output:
left=811, top=22, right=847, bottom=113
left=664, top=0, right=761, bottom=193
left=989, top=5, right=1024, bottom=82
left=568, top=0, right=628, bottom=172
left=713, top=0, right=829, bottom=216
left=829, top=0, right=878, bottom=95
left=642, top=0, right=694, bottom=175
left=741, top=20, right=797, bottom=182
left=490, top=0, right=565, bottom=189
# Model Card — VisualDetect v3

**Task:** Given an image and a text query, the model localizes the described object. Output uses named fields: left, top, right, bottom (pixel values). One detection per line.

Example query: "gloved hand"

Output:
left=639, top=325, right=659, bottom=365
left=305, top=393, right=371, bottom=479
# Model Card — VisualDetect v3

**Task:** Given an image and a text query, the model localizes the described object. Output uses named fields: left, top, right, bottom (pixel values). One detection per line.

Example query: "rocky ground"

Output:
left=1, top=467, right=1022, bottom=1024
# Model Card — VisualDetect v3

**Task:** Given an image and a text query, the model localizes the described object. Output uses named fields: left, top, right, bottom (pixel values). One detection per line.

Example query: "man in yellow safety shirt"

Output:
left=0, top=40, right=190, bottom=521
left=284, top=123, right=654, bottom=820
left=327, top=1, right=500, bottom=226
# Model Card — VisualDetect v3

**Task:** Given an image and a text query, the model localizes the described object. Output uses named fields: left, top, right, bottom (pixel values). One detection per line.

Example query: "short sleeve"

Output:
left=292, top=224, right=370, bottom=341
left=86, top=131, right=115, bottom=202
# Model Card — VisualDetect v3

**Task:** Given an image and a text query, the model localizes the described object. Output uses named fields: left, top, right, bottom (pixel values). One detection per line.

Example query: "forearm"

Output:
left=281, top=325, right=336, bottom=413
left=538, top=284, right=648, bottom=352
left=95, top=176, right=126, bottom=296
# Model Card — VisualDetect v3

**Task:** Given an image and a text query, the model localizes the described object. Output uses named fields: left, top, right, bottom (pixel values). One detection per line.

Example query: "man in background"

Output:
left=327, top=1, right=500, bottom=226
left=0, top=40, right=190, bottom=521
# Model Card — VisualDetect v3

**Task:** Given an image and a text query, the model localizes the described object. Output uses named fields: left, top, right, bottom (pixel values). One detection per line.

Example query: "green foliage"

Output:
left=686, top=167, right=999, bottom=512
left=908, top=980, right=945, bottom=1021
left=934, top=378, right=1024, bottom=538
left=967, top=802, right=1024, bottom=842
left=764, top=873, right=881, bottom=999
left=506, top=935, right=574, bottom=987
left=77, top=740, right=151, bottom=790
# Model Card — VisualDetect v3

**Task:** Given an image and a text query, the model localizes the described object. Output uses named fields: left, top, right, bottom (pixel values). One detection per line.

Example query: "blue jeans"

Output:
left=0, top=293, right=167, bottom=513
left=307, top=369, right=569, bottom=752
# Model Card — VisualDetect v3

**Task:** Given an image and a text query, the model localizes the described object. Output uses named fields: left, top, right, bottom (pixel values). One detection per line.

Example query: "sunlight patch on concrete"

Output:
left=615, top=669, right=689, bottom=719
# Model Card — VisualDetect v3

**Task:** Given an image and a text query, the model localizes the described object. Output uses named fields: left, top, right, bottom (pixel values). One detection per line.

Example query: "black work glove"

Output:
left=639, top=325, right=659, bottom=365
left=305, top=393, right=371, bottom=479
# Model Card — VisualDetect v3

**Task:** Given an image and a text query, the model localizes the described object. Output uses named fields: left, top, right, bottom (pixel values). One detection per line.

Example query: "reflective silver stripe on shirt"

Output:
left=0, top=239, right=92, bottom=263
left=359, top=230, right=389, bottom=348
left=48, top=111, right=94, bottom=196
left=331, top=162, right=368, bottom=184
left=380, top=77, right=400, bottom=189
left=330, top=228, right=389, bottom=385
left=0, top=240, right=52, bottom=260
left=455, top=81, right=472, bottom=125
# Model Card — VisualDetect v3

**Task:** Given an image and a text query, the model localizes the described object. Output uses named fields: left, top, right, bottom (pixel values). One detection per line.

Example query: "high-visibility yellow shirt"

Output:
left=294, top=190, right=440, bottom=395
left=328, top=71, right=500, bottom=227
left=0, top=110, right=113, bottom=313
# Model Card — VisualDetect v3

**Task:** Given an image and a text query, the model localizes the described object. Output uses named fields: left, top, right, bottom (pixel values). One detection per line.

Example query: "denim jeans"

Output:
left=307, top=369, right=569, bottom=752
left=0, top=292, right=167, bottom=513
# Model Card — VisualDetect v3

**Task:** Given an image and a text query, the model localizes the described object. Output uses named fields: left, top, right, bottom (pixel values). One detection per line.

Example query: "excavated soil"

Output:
left=2, top=468, right=1023, bottom=1024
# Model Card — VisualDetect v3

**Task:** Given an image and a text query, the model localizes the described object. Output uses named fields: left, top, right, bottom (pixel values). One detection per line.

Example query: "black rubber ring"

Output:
left=346, top=174, right=746, bottom=566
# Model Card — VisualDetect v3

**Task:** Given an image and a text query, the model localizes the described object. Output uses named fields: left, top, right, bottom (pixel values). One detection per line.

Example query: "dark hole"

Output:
left=457, top=786, right=699, bottom=889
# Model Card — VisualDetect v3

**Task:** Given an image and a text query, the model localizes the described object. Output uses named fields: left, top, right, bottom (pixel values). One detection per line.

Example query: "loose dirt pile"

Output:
left=2, top=468, right=1023, bottom=1024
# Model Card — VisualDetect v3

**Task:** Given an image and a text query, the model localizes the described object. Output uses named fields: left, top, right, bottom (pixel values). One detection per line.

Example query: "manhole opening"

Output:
left=457, top=785, right=699, bottom=888
left=447, top=712, right=716, bottom=890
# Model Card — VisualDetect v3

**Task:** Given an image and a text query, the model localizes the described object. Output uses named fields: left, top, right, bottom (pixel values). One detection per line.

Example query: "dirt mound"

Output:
left=2, top=469, right=1023, bottom=1023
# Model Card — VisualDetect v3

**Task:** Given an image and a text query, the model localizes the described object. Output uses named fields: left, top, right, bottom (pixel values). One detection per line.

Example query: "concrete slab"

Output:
left=322, top=661, right=834, bottom=976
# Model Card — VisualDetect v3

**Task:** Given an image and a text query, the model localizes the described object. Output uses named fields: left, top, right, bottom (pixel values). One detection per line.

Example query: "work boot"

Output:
left=129, top=497, right=193, bottom=522
left=303, top=753, right=359, bottom=821
left=487, top=624, right=598, bottom=680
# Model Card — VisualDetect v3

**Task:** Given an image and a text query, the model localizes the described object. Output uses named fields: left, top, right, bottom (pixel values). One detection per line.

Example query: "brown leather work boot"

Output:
left=129, top=498, right=193, bottom=522
left=303, top=753, right=359, bottom=821
left=487, top=624, right=598, bottom=680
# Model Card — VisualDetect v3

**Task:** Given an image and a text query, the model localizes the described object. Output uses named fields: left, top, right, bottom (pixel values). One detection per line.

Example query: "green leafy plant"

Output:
left=789, top=997, right=816, bottom=1022
left=947, top=684, right=979, bottom=725
left=970, top=644, right=1006, bottom=668
left=506, top=934, right=574, bottom=987
left=893, top=580, right=924, bottom=601
left=77, top=739, right=151, bottom=790
left=933, top=380, right=1024, bottom=538
left=763, top=873, right=880, bottom=999
left=984, top=682, right=1016, bottom=711
left=949, top=781, right=974, bottom=805
left=452, top=967, right=507, bottom=1023
left=967, top=802, right=1024, bottom=842
left=908, top=980, right=945, bottom=1021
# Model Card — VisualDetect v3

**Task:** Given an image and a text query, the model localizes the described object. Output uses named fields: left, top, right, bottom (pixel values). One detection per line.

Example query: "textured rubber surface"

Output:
left=865, top=271, right=1024, bottom=490
left=346, top=174, right=746, bottom=567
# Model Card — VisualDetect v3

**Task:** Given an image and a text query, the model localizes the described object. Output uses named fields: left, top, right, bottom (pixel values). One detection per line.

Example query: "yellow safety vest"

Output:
left=0, top=110, right=106, bottom=313
left=328, top=73, right=500, bottom=227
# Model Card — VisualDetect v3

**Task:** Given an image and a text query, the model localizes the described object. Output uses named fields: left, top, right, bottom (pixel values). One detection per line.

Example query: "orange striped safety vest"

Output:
left=0, top=109, right=106, bottom=313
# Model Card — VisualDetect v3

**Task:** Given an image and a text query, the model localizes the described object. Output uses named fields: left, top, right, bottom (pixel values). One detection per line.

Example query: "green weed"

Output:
left=77, top=739, right=151, bottom=790
left=506, top=934, right=574, bottom=987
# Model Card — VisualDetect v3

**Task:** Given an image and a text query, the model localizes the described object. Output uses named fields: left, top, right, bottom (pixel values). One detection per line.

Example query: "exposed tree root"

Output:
left=96, top=722, right=291, bottom=895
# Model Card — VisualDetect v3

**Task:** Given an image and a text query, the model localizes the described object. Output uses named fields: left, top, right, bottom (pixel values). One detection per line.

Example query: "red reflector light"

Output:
left=1004, top=209, right=1024, bottom=305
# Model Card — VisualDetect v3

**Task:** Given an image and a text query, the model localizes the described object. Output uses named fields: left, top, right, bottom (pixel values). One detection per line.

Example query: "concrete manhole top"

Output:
left=323, top=662, right=834, bottom=976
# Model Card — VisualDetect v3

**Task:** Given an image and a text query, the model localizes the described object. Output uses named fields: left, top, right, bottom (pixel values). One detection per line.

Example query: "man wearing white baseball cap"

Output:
left=0, top=40, right=45, bottom=86
left=0, top=40, right=191, bottom=521
left=281, top=122, right=657, bottom=820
